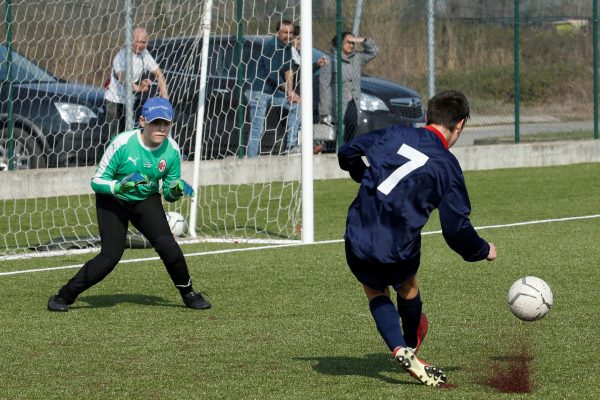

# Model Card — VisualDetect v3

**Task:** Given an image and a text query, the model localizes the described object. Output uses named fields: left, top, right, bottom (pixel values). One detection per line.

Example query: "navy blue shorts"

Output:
left=345, top=241, right=420, bottom=292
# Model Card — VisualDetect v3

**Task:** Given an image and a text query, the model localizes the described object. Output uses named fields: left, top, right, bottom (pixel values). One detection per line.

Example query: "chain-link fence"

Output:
left=1, top=0, right=597, bottom=168
left=314, top=0, right=597, bottom=145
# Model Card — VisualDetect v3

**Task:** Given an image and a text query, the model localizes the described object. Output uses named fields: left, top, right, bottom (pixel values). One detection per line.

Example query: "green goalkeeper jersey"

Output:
left=91, top=129, right=183, bottom=202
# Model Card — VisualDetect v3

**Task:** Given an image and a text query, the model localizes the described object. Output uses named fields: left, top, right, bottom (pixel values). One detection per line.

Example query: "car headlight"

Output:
left=359, top=93, right=390, bottom=112
left=55, top=102, right=98, bottom=124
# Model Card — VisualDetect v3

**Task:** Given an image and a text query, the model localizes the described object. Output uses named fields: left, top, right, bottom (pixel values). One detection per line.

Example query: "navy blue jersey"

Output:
left=338, top=125, right=489, bottom=264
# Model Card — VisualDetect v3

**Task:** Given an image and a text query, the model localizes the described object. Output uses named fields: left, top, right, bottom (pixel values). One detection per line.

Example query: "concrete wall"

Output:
left=1, top=140, right=599, bottom=200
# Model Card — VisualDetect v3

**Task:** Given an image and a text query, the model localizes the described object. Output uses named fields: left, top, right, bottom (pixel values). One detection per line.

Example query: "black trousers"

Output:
left=343, top=100, right=359, bottom=143
left=59, top=193, right=192, bottom=303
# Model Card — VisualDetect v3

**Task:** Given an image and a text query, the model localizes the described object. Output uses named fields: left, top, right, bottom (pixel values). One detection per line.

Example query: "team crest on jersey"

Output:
left=158, top=159, right=167, bottom=172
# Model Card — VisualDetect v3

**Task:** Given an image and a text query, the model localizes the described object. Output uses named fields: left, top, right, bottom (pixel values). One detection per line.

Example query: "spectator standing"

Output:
left=105, top=27, right=169, bottom=136
left=290, top=25, right=328, bottom=93
left=290, top=25, right=328, bottom=153
left=47, top=97, right=211, bottom=312
left=245, top=20, right=300, bottom=157
left=338, top=90, right=496, bottom=386
left=319, top=32, right=378, bottom=143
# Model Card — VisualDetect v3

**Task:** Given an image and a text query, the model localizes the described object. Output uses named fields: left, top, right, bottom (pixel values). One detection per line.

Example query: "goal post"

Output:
left=188, top=0, right=212, bottom=239
left=0, top=0, right=313, bottom=259
left=300, top=0, right=315, bottom=243
left=184, top=0, right=313, bottom=244
left=188, top=0, right=314, bottom=244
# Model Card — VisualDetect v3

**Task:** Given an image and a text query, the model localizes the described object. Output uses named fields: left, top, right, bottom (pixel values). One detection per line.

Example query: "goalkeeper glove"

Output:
left=169, top=179, right=194, bottom=197
left=116, top=172, right=148, bottom=194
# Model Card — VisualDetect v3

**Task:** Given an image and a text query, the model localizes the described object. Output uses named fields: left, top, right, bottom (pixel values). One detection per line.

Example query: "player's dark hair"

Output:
left=331, top=31, right=353, bottom=48
left=293, top=25, right=300, bottom=36
left=276, top=20, right=294, bottom=32
left=426, top=90, right=470, bottom=131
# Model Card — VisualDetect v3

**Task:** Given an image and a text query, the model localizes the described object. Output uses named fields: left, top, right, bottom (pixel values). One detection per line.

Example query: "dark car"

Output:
left=0, top=44, right=108, bottom=170
left=146, top=35, right=424, bottom=160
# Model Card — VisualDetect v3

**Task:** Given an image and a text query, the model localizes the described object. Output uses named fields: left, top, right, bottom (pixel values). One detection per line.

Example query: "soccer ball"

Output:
left=165, top=211, right=187, bottom=237
left=507, top=276, right=553, bottom=321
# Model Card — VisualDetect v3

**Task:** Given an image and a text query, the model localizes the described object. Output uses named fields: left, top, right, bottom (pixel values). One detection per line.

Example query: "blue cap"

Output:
left=141, top=97, right=173, bottom=123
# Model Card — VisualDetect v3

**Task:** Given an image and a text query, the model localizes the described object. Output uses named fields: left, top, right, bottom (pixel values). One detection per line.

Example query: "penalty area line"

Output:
left=1, top=214, right=598, bottom=277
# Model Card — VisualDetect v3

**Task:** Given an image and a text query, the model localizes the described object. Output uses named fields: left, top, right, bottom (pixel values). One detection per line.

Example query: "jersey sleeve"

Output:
left=338, top=129, right=382, bottom=182
left=161, top=138, right=183, bottom=202
left=90, top=137, right=125, bottom=195
left=438, top=175, right=490, bottom=262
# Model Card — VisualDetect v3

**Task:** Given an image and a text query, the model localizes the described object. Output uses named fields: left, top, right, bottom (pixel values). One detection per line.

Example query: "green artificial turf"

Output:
left=1, top=163, right=599, bottom=399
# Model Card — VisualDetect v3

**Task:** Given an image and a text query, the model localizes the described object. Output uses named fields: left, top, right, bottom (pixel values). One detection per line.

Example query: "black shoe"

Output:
left=182, top=291, right=212, bottom=310
left=48, top=295, right=70, bottom=312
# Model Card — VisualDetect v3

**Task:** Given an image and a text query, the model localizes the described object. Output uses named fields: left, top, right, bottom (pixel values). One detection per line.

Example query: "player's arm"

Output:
left=91, top=143, right=147, bottom=195
left=438, top=177, right=491, bottom=262
left=162, top=157, right=183, bottom=202
left=162, top=149, right=194, bottom=202
left=338, top=130, right=380, bottom=182
left=91, top=141, right=125, bottom=195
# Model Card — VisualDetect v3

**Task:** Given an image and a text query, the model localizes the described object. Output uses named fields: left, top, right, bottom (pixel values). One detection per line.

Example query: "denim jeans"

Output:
left=245, top=89, right=300, bottom=157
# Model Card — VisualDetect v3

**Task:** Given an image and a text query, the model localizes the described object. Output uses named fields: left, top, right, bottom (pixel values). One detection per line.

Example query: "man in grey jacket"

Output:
left=318, top=32, right=379, bottom=142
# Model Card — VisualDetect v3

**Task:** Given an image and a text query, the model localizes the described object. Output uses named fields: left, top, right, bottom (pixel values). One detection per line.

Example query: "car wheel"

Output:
left=0, top=127, right=47, bottom=170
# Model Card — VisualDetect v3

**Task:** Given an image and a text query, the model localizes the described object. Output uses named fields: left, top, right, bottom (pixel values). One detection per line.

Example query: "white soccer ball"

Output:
left=507, top=276, right=553, bottom=321
left=165, top=211, right=187, bottom=237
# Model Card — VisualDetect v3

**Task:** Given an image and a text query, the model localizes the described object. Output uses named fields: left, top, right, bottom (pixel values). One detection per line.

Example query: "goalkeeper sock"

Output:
left=368, top=295, right=406, bottom=352
left=397, top=291, right=422, bottom=349
left=176, top=279, right=194, bottom=297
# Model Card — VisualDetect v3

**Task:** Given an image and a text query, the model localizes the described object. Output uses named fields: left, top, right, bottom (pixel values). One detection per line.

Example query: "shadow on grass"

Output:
left=74, top=293, right=180, bottom=309
left=294, top=353, right=418, bottom=385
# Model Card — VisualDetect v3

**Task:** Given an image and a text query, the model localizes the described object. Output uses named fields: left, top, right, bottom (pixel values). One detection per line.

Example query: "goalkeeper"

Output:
left=47, top=98, right=211, bottom=312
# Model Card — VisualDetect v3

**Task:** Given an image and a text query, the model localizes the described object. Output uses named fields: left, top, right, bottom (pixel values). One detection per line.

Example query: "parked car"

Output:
left=0, top=44, right=108, bottom=171
left=146, top=35, right=425, bottom=160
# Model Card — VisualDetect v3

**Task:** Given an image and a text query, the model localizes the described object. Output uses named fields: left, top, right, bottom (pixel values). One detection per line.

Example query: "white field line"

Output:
left=1, top=214, right=599, bottom=277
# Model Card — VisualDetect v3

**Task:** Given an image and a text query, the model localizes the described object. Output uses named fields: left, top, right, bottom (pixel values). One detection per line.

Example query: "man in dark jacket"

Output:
left=245, top=20, right=300, bottom=157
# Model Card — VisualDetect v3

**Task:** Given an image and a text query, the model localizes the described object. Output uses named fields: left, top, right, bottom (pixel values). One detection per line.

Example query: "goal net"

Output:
left=0, top=0, right=305, bottom=259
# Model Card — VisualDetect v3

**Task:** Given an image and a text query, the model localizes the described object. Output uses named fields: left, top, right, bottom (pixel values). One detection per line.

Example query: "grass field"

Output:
left=1, top=163, right=599, bottom=399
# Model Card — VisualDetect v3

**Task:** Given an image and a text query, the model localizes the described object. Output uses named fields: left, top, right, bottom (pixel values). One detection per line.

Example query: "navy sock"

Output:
left=397, top=291, right=422, bottom=348
left=368, top=296, right=406, bottom=352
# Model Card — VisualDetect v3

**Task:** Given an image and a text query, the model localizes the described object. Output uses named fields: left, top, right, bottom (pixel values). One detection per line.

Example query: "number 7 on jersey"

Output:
left=377, top=144, right=429, bottom=195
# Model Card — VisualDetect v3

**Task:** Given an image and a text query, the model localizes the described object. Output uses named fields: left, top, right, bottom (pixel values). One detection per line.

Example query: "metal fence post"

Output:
left=427, top=0, right=435, bottom=100
left=514, top=0, right=520, bottom=144
left=5, top=0, right=15, bottom=171
left=594, top=0, right=598, bottom=140
left=124, top=0, right=134, bottom=131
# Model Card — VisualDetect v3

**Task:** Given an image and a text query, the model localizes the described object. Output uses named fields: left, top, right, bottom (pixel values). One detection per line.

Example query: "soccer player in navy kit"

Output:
left=48, top=98, right=211, bottom=312
left=338, top=90, right=496, bottom=387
